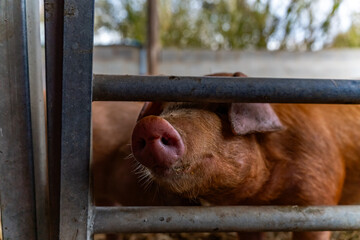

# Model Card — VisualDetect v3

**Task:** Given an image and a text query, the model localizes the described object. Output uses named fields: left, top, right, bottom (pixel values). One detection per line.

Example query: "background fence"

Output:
left=93, top=46, right=360, bottom=78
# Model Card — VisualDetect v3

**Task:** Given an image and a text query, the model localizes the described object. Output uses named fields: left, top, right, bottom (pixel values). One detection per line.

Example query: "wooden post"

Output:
left=147, top=0, right=159, bottom=75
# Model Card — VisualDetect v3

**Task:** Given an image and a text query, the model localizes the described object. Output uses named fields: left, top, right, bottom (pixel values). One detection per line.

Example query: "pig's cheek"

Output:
left=181, top=154, right=216, bottom=179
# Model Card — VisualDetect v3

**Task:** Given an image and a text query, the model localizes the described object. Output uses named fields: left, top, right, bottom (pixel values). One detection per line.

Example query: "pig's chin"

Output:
left=148, top=162, right=205, bottom=199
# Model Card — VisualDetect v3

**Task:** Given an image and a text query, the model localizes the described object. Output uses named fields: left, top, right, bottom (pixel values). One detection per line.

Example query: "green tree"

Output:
left=332, top=14, right=360, bottom=48
left=94, top=0, right=343, bottom=50
left=95, top=0, right=147, bottom=43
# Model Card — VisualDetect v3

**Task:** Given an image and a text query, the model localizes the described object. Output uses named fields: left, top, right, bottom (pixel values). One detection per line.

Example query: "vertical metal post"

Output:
left=26, top=0, right=49, bottom=239
left=59, top=0, right=95, bottom=239
left=0, top=0, right=37, bottom=239
left=147, top=0, right=159, bottom=75
left=44, top=0, right=64, bottom=239
left=139, top=47, right=147, bottom=75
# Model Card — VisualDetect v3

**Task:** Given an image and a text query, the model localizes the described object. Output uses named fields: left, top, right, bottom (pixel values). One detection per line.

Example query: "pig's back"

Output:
left=272, top=104, right=360, bottom=204
left=323, top=105, right=360, bottom=204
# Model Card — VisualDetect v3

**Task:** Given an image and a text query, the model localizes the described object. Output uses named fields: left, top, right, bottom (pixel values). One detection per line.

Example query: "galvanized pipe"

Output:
left=59, top=0, right=95, bottom=240
left=92, top=206, right=360, bottom=233
left=93, top=74, right=360, bottom=103
left=0, top=0, right=37, bottom=239
left=26, top=0, right=49, bottom=239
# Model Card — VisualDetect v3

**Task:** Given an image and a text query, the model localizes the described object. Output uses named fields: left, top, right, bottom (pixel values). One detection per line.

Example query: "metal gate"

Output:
left=1, top=0, right=360, bottom=239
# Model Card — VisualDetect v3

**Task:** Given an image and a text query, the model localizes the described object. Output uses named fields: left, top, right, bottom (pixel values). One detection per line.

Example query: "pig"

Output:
left=92, top=101, right=197, bottom=240
left=92, top=101, right=143, bottom=207
left=92, top=101, right=195, bottom=206
left=131, top=72, right=360, bottom=240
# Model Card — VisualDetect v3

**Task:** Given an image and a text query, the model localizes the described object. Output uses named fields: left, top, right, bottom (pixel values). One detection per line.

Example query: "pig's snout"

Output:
left=132, top=116, right=185, bottom=173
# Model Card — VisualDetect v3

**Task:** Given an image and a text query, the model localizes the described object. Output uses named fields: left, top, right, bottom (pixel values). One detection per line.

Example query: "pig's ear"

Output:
left=229, top=103, right=284, bottom=135
left=232, top=72, right=248, bottom=77
left=206, top=71, right=247, bottom=77
left=137, top=102, right=164, bottom=121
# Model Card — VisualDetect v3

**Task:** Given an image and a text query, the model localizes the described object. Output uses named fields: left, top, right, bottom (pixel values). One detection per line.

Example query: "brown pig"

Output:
left=92, top=101, right=142, bottom=206
left=131, top=72, right=360, bottom=240
left=92, top=101, right=194, bottom=207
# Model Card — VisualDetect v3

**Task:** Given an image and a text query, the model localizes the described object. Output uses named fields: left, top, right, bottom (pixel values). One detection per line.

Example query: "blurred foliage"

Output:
left=94, top=0, right=344, bottom=50
left=95, top=0, right=147, bottom=43
left=332, top=14, right=360, bottom=48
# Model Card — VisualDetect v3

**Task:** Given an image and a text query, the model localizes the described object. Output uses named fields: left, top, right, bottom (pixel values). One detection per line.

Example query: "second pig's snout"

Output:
left=131, top=116, right=185, bottom=173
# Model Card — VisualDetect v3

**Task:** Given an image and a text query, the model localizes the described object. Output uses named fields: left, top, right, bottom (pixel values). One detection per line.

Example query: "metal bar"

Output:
left=44, top=0, right=64, bottom=238
left=59, top=0, right=95, bottom=239
left=0, top=0, right=37, bottom=239
left=26, top=0, right=49, bottom=239
left=92, top=206, right=360, bottom=233
left=93, top=75, right=360, bottom=103
left=139, top=47, right=147, bottom=75
left=147, top=0, right=159, bottom=74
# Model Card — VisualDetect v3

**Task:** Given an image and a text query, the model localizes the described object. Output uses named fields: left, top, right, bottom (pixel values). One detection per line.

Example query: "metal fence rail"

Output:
left=91, top=74, right=360, bottom=236
left=92, top=206, right=360, bottom=234
left=93, top=74, right=360, bottom=103
left=44, top=0, right=65, bottom=238
left=40, top=0, right=360, bottom=239
left=58, top=0, right=95, bottom=240
left=0, top=0, right=37, bottom=239
left=2, top=0, right=359, bottom=239
left=26, top=0, right=49, bottom=238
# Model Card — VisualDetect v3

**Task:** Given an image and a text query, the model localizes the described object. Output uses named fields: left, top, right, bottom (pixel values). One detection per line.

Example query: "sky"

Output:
left=334, top=0, right=360, bottom=30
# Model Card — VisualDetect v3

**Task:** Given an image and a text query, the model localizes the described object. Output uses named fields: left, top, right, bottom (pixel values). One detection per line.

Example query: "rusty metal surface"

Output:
left=92, top=206, right=360, bottom=233
left=0, top=0, right=37, bottom=239
left=93, top=74, right=360, bottom=103
left=59, top=0, right=95, bottom=239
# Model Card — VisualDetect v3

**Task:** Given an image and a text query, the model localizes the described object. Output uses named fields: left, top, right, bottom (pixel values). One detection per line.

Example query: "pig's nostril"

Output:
left=138, top=138, right=146, bottom=149
left=132, top=116, right=185, bottom=171
left=161, top=137, right=169, bottom=146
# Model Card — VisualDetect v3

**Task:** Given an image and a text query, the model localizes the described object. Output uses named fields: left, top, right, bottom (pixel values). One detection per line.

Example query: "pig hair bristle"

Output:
left=132, top=160, right=154, bottom=192
left=124, top=152, right=134, bottom=160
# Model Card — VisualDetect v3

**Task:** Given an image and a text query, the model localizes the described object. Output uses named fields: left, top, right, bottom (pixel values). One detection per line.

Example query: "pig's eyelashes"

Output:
left=124, top=153, right=134, bottom=160
left=132, top=161, right=154, bottom=191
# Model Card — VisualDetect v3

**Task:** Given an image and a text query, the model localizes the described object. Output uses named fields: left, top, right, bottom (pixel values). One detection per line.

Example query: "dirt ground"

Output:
left=95, top=231, right=360, bottom=240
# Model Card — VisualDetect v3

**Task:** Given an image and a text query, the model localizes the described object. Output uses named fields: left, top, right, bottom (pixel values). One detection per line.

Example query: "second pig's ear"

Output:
left=228, top=103, right=284, bottom=135
left=137, top=102, right=164, bottom=121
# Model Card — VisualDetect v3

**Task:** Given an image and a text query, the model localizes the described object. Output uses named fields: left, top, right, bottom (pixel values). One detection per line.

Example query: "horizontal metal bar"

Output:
left=92, top=206, right=360, bottom=233
left=93, top=75, right=360, bottom=103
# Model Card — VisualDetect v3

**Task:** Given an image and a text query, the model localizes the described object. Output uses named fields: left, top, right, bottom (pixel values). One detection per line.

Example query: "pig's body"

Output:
left=92, top=101, right=143, bottom=206
left=131, top=73, right=360, bottom=240
left=203, top=103, right=360, bottom=206
left=266, top=104, right=360, bottom=206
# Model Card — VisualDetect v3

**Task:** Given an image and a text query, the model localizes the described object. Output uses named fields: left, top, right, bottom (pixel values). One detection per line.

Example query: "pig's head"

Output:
left=131, top=72, right=284, bottom=204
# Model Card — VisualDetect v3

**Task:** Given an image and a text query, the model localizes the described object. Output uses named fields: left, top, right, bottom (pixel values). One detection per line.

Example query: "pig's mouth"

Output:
left=151, top=165, right=173, bottom=176
left=148, top=160, right=203, bottom=195
left=150, top=160, right=191, bottom=177
left=150, top=163, right=205, bottom=199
